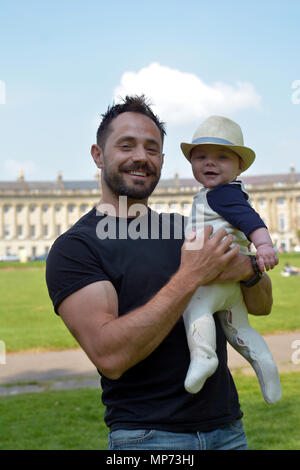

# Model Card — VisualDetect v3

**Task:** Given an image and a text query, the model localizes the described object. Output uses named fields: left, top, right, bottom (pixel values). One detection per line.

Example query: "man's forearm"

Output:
left=241, top=273, right=273, bottom=315
left=98, top=269, right=196, bottom=379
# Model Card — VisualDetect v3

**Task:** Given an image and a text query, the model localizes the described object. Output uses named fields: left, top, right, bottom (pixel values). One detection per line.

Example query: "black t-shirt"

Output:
left=46, top=207, right=242, bottom=432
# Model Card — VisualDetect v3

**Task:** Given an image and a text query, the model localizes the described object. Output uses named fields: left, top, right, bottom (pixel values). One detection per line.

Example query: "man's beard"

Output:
left=103, top=163, right=161, bottom=200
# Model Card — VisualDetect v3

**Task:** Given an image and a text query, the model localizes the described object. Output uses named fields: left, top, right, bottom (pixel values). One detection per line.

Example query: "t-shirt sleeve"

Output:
left=46, top=234, right=110, bottom=314
left=206, top=183, right=267, bottom=237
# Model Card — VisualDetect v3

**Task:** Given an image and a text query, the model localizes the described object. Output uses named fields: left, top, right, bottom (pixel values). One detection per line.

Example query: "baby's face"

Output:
left=190, top=145, right=242, bottom=188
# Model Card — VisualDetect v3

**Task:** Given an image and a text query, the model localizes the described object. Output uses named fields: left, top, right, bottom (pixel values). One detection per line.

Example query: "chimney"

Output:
left=290, top=165, right=296, bottom=183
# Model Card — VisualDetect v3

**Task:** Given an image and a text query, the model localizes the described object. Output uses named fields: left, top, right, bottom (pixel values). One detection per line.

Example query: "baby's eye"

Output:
left=218, top=154, right=228, bottom=160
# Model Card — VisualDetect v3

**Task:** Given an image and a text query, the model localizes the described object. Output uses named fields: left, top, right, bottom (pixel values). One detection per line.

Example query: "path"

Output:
left=0, top=331, right=300, bottom=396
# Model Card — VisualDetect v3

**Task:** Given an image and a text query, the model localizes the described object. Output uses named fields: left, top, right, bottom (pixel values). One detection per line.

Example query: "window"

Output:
left=32, top=246, right=37, bottom=257
left=43, top=224, right=48, bottom=237
left=30, top=225, right=36, bottom=238
left=80, top=204, right=87, bottom=213
left=277, top=197, right=285, bottom=205
left=4, top=225, right=10, bottom=239
left=183, top=202, right=192, bottom=215
left=55, top=204, right=62, bottom=212
left=29, top=204, right=36, bottom=212
left=169, top=203, right=178, bottom=211
left=17, top=225, right=23, bottom=239
left=278, top=215, right=286, bottom=232
left=56, top=224, right=61, bottom=236
left=68, top=204, right=75, bottom=213
left=17, top=204, right=23, bottom=212
left=155, top=203, right=164, bottom=212
left=258, top=198, right=265, bottom=207
left=4, top=205, right=10, bottom=213
left=42, top=204, right=49, bottom=212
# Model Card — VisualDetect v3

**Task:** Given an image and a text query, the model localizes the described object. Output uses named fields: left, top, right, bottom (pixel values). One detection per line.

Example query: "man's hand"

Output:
left=212, top=251, right=252, bottom=284
left=179, top=226, right=240, bottom=289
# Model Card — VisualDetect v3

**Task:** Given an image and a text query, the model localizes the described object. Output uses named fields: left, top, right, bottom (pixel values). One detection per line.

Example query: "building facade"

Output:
left=0, top=168, right=300, bottom=260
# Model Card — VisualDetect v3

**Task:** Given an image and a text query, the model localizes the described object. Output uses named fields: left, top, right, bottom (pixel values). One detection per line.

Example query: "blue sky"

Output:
left=0, top=0, right=300, bottom=181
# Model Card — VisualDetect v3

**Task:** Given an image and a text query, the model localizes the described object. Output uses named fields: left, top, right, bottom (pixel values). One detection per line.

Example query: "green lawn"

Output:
left=1, top=253, right=300, bottom=353
left=0, top=265, right=78, bottom=352
left=0, top=387, right=107, bottom=450
left=0, top=372, right=299, bottom=450
left=237, top=372, right=300, bottom=450
left=249, top=252, right=300, bottom=334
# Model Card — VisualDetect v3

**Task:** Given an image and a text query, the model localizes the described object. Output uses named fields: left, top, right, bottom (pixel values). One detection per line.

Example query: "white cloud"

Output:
left=114, top=62, right=261, bottom=125
left=3, top=159, right=37, bottom=178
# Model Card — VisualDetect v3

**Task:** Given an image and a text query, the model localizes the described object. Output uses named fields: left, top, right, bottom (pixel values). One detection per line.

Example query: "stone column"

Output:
left=37, top=203, right=43, bottom=239
left=12, top=204, right=17, bottom=239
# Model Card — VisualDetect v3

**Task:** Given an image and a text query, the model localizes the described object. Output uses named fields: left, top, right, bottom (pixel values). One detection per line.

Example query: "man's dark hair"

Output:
left=96, top=95, right=166, bottom=149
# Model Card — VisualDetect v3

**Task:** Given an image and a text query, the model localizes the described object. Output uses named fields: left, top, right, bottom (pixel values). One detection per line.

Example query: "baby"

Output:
left=180, top=115, right=282, bottom=404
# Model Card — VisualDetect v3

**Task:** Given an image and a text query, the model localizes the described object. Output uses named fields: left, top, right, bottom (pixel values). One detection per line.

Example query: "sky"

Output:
left=0, top=0, right=300, bottom=182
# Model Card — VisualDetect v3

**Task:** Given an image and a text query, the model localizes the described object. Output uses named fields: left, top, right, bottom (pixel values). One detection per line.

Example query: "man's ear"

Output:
left=91, top=144, right=104, bottom=169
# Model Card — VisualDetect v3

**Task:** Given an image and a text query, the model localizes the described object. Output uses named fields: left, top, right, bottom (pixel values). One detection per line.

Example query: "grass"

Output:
left=0, top=264, right=78, bottom=352
left=0, top=388, right=108, bottom=450
left=0, top=372, right=299, bottom=450
left=249, top=252, right=300, bottom=334
left=236, top=372, right=300, bottom=450
left=0, top=253, right=300, bottom=353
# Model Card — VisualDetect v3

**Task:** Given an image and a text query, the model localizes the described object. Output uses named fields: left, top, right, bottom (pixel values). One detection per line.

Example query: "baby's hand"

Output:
left=256, top=244, right=279, bottom=272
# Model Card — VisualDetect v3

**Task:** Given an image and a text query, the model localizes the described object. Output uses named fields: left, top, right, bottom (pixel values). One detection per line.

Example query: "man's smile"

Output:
left=127, top=170, right=149, bottom=177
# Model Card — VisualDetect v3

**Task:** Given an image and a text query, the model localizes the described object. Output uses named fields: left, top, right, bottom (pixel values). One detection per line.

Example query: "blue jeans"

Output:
left=108, top=419, right=248, bottom=450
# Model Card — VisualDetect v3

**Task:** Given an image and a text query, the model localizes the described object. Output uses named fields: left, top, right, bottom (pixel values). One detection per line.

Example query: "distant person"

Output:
left=181, top=115, right=281, bottom=404
left=283, top=263, right=300, bottom=275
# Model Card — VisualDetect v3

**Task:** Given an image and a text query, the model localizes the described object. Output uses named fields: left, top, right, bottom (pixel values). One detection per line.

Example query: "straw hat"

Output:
left=180, top=115, right=255, bottom=171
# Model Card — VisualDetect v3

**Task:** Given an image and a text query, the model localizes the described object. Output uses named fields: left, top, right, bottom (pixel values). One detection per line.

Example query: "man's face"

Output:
left=95, top=112, right=164, bottom=201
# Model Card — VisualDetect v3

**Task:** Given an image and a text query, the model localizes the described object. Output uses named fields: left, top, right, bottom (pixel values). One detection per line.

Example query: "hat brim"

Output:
left=180, top=142, right=255, bottom=172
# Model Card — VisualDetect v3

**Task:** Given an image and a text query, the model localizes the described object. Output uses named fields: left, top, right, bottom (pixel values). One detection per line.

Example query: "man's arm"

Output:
left=241, top=272, right=273, bottom=316
left=58, top=226, right=239, bottom=380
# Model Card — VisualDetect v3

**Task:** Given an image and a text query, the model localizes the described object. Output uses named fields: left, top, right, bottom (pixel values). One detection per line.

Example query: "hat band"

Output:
left=192, top=137, right=235, bottom=146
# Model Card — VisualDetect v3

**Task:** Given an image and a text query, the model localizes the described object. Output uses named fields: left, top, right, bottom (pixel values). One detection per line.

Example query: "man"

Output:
left=46, top=95, right=273, bottom=450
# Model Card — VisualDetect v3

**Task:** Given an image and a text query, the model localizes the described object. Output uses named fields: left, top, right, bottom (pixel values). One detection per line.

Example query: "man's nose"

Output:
left=131, top=145, right=148, bottom=162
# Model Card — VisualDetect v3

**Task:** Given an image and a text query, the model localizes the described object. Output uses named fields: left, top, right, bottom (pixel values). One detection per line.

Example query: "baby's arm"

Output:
left=249, top=227, right=279, bottom=272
